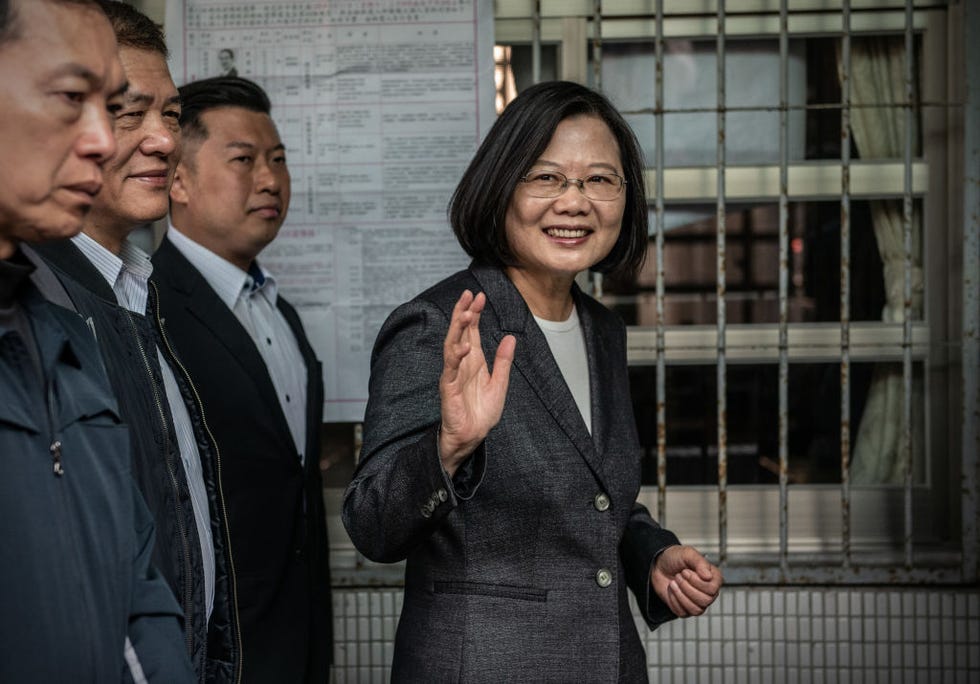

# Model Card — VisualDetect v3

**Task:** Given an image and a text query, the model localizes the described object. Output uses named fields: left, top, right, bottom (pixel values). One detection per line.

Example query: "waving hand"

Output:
left=438, top=290, right=516, bottom=476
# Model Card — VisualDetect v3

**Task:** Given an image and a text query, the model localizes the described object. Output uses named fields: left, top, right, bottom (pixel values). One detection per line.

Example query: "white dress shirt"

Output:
left=71, top=231, right=216, bottom=619
left=165, top=225, right=309, bottom=463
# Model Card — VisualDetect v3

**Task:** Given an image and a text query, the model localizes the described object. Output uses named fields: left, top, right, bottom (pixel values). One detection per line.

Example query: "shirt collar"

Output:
left=245, top=261, right=278, bottom=303
left=71, top=231, right=153, bottom=290
left=167, top=223, right=277, bottom=310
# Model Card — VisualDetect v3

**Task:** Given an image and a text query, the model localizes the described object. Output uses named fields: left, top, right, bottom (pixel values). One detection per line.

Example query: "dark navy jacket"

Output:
left=0, top=253, right=194, bottom=683
left=27, top=241, right=242, bottom=683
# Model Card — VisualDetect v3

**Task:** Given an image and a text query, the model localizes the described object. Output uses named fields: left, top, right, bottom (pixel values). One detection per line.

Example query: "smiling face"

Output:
left=503, top=114, right=625, bottom=297
left=0, top=0, right=125, bottom=256
left=170, top=106, right=290, bottom=271
left=84, top=47, right=180, bottom=250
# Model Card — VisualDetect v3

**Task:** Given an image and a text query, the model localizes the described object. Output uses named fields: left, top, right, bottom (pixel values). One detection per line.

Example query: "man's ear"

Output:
left=170, top=163, right=189, bottom=205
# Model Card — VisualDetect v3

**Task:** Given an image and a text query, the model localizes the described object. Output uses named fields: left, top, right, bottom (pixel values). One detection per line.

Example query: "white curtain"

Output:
left=837, top=37, right=924, bottom=484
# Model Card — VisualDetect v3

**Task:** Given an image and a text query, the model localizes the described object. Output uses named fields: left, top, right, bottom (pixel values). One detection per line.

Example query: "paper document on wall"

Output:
left=166, top=0, right=495, bottom=421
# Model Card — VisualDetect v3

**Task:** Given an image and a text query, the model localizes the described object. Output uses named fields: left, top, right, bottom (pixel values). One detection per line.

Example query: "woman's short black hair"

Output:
left=448, top=80, right=648, bottom=280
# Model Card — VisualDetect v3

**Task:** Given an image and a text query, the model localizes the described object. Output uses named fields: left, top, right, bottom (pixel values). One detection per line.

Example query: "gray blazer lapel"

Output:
left=470, top=264, right=608, bottom=489
left=575, top=287, right=614, bottom=461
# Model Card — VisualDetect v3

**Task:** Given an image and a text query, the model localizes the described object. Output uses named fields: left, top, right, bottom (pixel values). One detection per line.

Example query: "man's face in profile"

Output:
left=0, top=0, right=125, bottom=256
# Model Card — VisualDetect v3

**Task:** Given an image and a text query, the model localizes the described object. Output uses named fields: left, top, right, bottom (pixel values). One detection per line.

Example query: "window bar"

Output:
left=592, top=0, right=602, bottom=90
left=840, top=0, right=853, bottom=570
left=654, top=0, right=668, bottom=524
left=902, top=0, right=915, bottom=569
left=592, top=0, right=604, bottom=300
left=963, top=0, right=980, bottom=583
left=716, top=0, right=729, bottom=565
left=532, top=0, right=541, bottom=85
left=778, top=0, right=790, bottom=578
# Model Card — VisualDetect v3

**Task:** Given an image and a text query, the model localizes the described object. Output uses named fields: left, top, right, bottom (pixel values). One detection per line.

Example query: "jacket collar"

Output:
left=29, top=239, right=117, bottom=304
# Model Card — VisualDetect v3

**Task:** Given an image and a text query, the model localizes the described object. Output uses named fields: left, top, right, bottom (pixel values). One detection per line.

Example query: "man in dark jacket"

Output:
left=154, top=77, right=333, bottom=683
left=0, top=0, right=194, bottom=680
left=28, top=3, right=242, bottom=682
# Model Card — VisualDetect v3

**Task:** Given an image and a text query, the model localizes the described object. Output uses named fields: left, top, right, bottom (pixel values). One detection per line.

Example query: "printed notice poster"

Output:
left=166, top=0, right=495, bottom=421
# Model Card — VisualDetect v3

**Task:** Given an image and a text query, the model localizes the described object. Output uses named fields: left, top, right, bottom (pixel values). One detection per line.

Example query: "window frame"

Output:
left=488, top=0, right=975, bottom=585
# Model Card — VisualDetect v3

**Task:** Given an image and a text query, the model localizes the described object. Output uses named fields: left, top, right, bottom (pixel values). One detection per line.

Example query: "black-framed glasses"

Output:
left=519, top=170, right=626, bottom=201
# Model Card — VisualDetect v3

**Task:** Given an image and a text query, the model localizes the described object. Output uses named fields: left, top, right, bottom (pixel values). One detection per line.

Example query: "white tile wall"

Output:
left=330, top=587, right=980, bottom=683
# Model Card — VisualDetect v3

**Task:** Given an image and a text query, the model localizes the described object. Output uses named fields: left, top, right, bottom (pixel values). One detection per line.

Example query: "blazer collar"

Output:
left=469, top=262, right=610, bottom=490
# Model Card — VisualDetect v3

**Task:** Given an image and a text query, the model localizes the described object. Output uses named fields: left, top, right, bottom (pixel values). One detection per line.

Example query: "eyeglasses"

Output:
left=519, top=170, right=626, bottom=201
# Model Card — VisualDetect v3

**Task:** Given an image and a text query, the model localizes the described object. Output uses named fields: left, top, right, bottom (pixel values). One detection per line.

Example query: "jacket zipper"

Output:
left=42, top=359, right=63, bottom=476
left=152, top=282, right=244, bottom=684
left=43, top=354, right=94, bottom=674
left=122, top=308, right=195, bottom=661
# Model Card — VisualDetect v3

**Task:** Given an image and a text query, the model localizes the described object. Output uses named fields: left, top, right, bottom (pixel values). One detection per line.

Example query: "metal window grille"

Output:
left=494, top=0, right=978, bottom=585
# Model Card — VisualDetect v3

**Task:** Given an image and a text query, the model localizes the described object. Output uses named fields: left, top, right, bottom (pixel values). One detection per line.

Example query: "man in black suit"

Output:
left=152, top=77, right=332, bottom=683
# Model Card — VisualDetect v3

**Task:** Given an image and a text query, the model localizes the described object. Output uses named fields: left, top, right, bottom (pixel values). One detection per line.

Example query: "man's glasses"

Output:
left=519, top=170, right=626, bottom=201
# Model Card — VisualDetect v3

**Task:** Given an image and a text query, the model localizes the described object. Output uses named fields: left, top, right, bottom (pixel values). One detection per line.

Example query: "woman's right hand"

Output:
left=438, top=289, right=516, bottom=476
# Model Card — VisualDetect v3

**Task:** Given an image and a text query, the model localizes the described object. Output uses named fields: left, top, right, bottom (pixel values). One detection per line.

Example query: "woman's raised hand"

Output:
left=438, top=290, right=516, bottom=476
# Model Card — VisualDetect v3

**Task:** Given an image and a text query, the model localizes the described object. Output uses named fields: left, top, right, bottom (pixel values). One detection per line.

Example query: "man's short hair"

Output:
left=0, top=0, right=98, bottom=46
left=96, top=0, right=167, bottom=57
left=178, top=76, right=272, bottom=146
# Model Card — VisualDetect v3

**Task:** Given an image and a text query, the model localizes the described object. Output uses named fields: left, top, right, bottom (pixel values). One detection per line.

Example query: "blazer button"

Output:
left=595, top=568, right=613, bottom=588
left=436, top=488, right=448, bottom=502
left=420, top=504, right=432, bottom=519
left=593, top=493, right=610, bottom=511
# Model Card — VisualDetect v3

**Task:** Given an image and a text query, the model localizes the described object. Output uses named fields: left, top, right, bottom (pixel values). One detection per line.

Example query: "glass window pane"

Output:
left=601, top=39, right=807, bottom=165
left=595, top=36, right=923, bottom=164
left=630, top=361, right=925, bottom=486
left=604, top=199, right=927, bottom=325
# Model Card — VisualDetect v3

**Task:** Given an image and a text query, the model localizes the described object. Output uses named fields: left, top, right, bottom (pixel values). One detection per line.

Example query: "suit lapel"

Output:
left=276, top=296, right=322, bottom=467
left=470, top=264, right=609, bottom=490
left=155, top=240, right=294, bottom=450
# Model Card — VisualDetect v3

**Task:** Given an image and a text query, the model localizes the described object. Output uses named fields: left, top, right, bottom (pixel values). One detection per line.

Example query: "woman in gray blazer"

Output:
left=344, top=81, right=722, bottom=683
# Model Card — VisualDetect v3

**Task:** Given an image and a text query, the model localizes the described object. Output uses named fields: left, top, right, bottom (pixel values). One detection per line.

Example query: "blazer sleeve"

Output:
left=126, top=481, right=196, bottom=682
left=342, top=297, right=487, bottom=564
left=620, top=502, right=681, bottom=630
